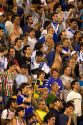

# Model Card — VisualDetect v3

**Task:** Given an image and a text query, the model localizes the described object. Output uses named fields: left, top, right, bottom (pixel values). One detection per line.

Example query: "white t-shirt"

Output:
left=0, top=56, right=8, bottom=72
left=1, top=109, right=15, bottom=120
left=31, top=60, right=50, bottom=74
left=79, top=51, right=83, bottom=62
left=28, top=36, right=37, bottom=50
left=66, top=27, right=75, bottom=39
left=15, top=74, right=28, bottom=88
left=66, top=91, right=82, bottom=116
left=60, top=74, right=73, bottom=86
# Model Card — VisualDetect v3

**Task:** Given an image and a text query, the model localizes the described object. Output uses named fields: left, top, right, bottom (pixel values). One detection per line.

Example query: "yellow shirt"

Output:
left=35, top=110, right=47, bottom=121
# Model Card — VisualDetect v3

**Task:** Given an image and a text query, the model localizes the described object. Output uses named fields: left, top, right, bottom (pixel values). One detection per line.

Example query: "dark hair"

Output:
left=43, top=21, right=51, bottom=29
left=20, top=64, right=28, bottom=69
left=32, top=0, right=41, bottom=4
left=44, top=112, right=55, bottom=123
left=70, top=18, right=77, bottom=23
left=53, top=3, right=61, bottom=12
left=37, top=6, right=44, bottom=11
left=26, top=114, right=36, bottom=124
left=6, top=98, right=16, bottom=108
left=6, top=10, right=14, bottom=18
left=36, top=50, right=43, bottom=57
left=19, top=83, right=30, bottom=93
left=12, top=14, right=19, bottom=22
left=74, top=31, right=80, bottom=39
left=15, top=37, right=21, bottom=44
left=71, top=80, right=79, bottom=89
left=37, top=70, right=45, bottom=78
left=53, top=98, right=61, bottom=103
left=8, top=47, right=15, bottom=52
left=0, top=46, right=8, bottom=52
left=54, top=43, right=62, bottom=50
left=15, top=107, right=24, bottom=116
left=67, top=4, right=75, bottom=11
left=0, top=26, right=4, bottom=31
left=26, top=15, right=32, bottom=21
left=34, top=42, right=43, bottom=51
left=78, top=36, right=83, bottom=42
left=65, top=101, right=74, bottom=109
left=63, top=65, right=70, bottom=71
left=28, top=28, right=35, bottom=33
left=51, top=12, right=58, bottom=19
left=58, top=30, right=66, bottom=41
left=51, top=68, right=59, bottom=75
left=22, top=45, right=30, bottom=54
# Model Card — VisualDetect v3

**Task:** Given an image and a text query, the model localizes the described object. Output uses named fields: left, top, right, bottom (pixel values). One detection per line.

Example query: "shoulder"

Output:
left=11, top=117, right=17, bottom=124
left=1, top=109, right=8, bottom=119
left=59, top=113, right=69, bottom=125
left=67, top=91, right=75, bottom=100
left=67, top=91, right=74, bottom=96
left=59, top=113, right=68, bottom=120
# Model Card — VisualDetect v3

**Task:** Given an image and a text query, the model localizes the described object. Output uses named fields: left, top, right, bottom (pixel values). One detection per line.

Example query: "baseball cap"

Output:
left=71, top=51, right=78, bottom=56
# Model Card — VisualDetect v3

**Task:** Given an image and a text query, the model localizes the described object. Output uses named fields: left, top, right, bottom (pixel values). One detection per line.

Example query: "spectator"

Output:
left=31, top=51, right=50, bottom=77
left=66, top=80, right=83, bottom=125
left=22, top=45, right=32, bottom=75
left=44, top=112, right=56, bottom=125
left=10, top=107, right=26, bottom=125
left=46, top=82, right=59, bottom=109
left=51, top=43, right=63, bottom=72
left=45, top=68, right=63, bottom=93
left=66, top=18, right=78, bottom=40
left=7, top=47, right=18, bottom=66
left=60, top=66, right=73, bottom=101
left=0, top=1, right=83, bottom=125
left=14, top=37, right=23, bottom=66
left=58, top=101, right=74, bottom=125
left=17, top=83, right=33, bottom=119
left=34, top=70, right=47, bottom=99
left=0, top=27, right=6, bottom=46
left=49, top=98, right=63, bottom=125
left=72, top=31, right=81, bottom=51
left=51, top=12, right=59, bottom=34
left=31, top=42, right=44, bottom=62
left=1, top=98, right=17, bottom=125
left=15, top=64, right=31, bottom=89
left=0, top=46, right=8, bottom=72
left=28, top=28, right=37, bottom=50
left=23, top=15, right=34, bottom=33
left=34, top=98, right=48, bottom=124
left=10, top=14, right=23, bottom=46
left=0, top=64, right=17, bottom=106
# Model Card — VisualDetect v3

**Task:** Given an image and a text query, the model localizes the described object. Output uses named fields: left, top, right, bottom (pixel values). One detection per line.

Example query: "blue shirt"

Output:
left=0, top=23, right=7, bottom=34
left=53, top=32, right=58, bottom=44
left=45, top=51, right=55, bottom=67
left=79, top=80, right=83, bottom=86
left=38, top=35, right=45, bottom=44
left=17, top=94, right=33, bottom=118
left=44, top=77, right=63, bottom=92
left=23, top=25, right=29, bottom=33
left=59, top=113, right=74, bottom=125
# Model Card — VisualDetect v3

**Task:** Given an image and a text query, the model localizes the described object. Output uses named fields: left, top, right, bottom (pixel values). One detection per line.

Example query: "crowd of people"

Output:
left=0, top=0, right=83, bottom=125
